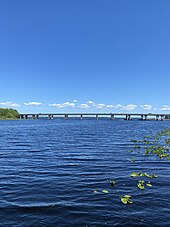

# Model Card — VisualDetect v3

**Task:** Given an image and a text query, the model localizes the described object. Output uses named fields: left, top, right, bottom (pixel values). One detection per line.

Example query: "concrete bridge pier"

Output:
left=111, top=114, right=114, bottom=120
left=141, top=115, right=144, bottom=120
left=160, top=115, right=164, bottom=121
left=96, top=114, right=99, bottom=120
left=125, top=114, right=131, bottom=120
left=33, top=115, right=37, bottom=120
left=33, top=115, right=39, bottom=119
left=21, top=115, right=25, bottom=119
left=80, top=114, right=83, bottom=119
left=48, top=114, right=54, bottom=120
left=21, top=114, right=25, bottom=119
left=65, top=114, right=68, bottom=120
left=144, top=115, right=147, bottom=120
left=156, top=115, right=159, bottom=121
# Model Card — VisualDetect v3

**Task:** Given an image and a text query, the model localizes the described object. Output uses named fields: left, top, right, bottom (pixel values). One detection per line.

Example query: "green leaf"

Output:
left=137, top=181, right=145, bottom=190
left=121, top=197, right=128, bottom=204
left=124, top=195, right=131, bottom=199
left=138, top=183, right=144, bottom=190
left=138, top=180, right=145, bottom=183
left=121, top=195, right=133, bottom=204
left=130, top=172, right=139, bottom=177
left=102, top=189, right=108, bottom=193
left=133, top=143, right=141, bottom=149
left=144, top=173, right=151, bottom=178
left=146, top=183, right=152, bottom=187
left=128, top=199, right=133, bottom=204
left=130, top=140, right=137, bottom=143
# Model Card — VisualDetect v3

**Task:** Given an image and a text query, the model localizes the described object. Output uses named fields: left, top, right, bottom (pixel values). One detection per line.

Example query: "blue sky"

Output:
left=0, top=0, right=170, bottom=113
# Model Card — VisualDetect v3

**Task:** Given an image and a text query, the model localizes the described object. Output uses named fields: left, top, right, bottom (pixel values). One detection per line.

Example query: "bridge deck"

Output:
left=18, top=113, right=170, bottom=120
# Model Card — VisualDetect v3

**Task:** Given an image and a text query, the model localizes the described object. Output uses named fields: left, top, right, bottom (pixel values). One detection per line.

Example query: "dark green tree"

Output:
left=0, top=108, right=19, bottom=119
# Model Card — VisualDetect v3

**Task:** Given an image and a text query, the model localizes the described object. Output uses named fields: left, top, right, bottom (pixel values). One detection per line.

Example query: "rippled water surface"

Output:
left=0, top=119, right=170, bottom=226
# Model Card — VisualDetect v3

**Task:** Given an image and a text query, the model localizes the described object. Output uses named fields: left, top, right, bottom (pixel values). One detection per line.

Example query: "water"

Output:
left=0, top=119, right=170, bottom=226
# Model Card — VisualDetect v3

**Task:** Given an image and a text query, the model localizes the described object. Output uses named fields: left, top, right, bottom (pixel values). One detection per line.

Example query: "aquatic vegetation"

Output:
left=102, top=189, right=109, bottom=193
left=130, top=172, right=139, bottom=177
left=165, top=146, right=169, bottom=151
left=130, top=139, right=138, bottom=143
left=109, top=180, right=116, bottom=186
left=164, top=130, right=170, bottom=136
left=144, top=173, right=157, bottom=178
left=94, top=128, right=169, bottom=205
left=123, top=128, right=169, bottom=203
left=134, top=144, right=141, bottom=149
left=165, top=139, right=170, bottom=145
left=144, top=145, right=170, bottom=159
left=129, top=129, right=170, bottom=160
left=120, top=195, right=133, bottom=204
left=153, top=136, right=159, bottom=142
left=146, top=182, right=152, bottom=187
left=94, top=189, right=109, bottom=194
left=130, top=172, right=157, bottom=178
left=143, top=140, right=151, bottom=144
left=137, top=180, right=153, bottom=190
left=137, top=180, right=145, bottom=190
left=157, top=129, right=170, bottom=136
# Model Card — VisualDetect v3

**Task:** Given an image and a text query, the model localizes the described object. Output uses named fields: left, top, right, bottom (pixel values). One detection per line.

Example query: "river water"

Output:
left=0, top=119, right=170, bottom=226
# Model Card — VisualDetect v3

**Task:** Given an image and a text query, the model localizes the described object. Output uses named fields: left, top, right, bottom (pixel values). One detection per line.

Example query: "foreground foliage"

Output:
left=121, top=195, right=133, bottom=204
left=93, top=128, right=170, bottom=205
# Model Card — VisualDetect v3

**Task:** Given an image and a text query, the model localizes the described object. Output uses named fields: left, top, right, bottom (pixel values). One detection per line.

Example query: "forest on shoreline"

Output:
left=0, top=108, right=19, bottom=119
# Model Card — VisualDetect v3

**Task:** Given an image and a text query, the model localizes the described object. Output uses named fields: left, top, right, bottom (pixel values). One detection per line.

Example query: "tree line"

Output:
left=0, top=108, right=19, bottom=119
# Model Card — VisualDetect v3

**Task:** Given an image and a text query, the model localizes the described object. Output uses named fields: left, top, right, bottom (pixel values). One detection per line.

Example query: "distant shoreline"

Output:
left=0, top=108, right=19, bottom=120
left=0, top=118, right=19, bottom=120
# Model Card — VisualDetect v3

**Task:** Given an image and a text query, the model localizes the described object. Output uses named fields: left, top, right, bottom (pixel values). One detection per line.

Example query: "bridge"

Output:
left=19, top=113, right=170, bottom=120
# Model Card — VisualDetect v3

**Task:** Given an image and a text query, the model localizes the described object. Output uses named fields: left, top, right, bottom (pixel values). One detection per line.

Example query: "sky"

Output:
left=0, top=0, right=170, bottom=113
